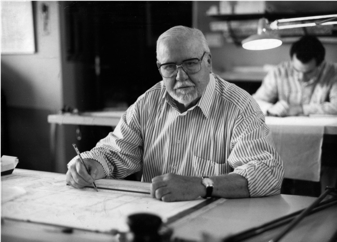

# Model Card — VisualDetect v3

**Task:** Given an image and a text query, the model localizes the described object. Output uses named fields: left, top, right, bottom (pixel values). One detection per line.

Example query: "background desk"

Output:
left=48, top=112, right=337, bottom=195
left=48, top=111, right=125, bottom=127
left=266, top=116, right=337, bottom=181
left=3, top=169, right=337, bottom=242
left=47, top=112, right=337, bottom=134
left=265, top=116, right=337, bottom=135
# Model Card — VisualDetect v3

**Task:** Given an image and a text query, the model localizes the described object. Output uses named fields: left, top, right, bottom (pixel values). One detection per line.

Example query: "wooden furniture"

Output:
left=2, top=169, right=337, bottom=242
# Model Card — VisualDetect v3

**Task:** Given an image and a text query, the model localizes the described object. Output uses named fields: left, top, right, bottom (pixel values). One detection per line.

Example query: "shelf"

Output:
left=207, top=11, right=337, bottom=22
left=217, top=71, right=266, bottom=82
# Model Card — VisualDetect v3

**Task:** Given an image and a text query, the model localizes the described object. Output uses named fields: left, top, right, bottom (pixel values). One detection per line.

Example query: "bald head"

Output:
left=156, top=26, right=210, bottom=60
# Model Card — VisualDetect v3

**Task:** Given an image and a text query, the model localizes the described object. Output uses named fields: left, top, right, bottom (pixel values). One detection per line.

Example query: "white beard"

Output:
left=171, top=88, right=199, bottom=107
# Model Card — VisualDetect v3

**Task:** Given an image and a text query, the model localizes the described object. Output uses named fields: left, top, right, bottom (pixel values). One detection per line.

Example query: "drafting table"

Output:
left=2, top=169, right=337, bottom=242
left=1, top=169, right=208, bottom=241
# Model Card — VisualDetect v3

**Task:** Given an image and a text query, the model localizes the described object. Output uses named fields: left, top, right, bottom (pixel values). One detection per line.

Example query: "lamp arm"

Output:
left=270, top=14, right=337, bottom=30
left=316, top=17, right=337, bottom=25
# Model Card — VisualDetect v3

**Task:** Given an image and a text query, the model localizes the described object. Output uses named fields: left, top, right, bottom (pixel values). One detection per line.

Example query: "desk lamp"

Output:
left=242, top=18, right=282, bottom=50
left=242, top=14, right=337, bottom=50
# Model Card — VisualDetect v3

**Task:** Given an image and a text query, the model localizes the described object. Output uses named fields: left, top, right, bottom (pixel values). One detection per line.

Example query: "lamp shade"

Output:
left=242, top=18, right=282, bottom=50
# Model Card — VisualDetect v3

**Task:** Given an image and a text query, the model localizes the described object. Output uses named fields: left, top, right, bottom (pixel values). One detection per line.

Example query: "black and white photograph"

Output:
left=1, top=1, right=337, bottom=242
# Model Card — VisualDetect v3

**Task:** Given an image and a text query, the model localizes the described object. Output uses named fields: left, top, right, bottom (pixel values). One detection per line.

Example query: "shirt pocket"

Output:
left=192, top=155, right=229, bottom=177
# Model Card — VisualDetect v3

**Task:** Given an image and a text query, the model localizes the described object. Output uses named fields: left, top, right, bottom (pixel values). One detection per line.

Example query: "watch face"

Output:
left=202, top=177, right=214, bottom=198
left=202, top=177, right=214, bottom=187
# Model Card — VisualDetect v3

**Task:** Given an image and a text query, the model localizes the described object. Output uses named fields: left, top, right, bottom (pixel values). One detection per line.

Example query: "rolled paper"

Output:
left=1, top=155, right=19, bottom=175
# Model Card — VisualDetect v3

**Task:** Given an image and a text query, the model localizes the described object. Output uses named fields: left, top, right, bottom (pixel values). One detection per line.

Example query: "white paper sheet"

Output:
left=1, top=186, right=27, bottom=203
left=2, top=170, right=205, bottom=233
left=269, top=124, right=324, bottom=181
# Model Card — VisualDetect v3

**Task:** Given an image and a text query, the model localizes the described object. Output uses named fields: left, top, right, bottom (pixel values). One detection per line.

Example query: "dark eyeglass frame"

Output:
left=157, top=52, right=207, bottom=78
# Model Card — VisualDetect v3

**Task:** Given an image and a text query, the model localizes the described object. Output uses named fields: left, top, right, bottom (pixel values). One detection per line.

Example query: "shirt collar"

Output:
left=161, top=73, right=215, bottom=118
left=197, top=73, right=215, bottom=119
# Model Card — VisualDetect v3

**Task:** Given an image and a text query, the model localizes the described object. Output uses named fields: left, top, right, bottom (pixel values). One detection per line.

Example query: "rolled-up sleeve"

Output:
left=303, top=77, right=337, bottom=115
left=229, top=106, right=284, bottom=197
left=81, top=103, right=144, bottom=179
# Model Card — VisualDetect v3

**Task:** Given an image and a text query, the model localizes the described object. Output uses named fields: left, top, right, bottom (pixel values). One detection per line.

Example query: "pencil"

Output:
left=72, top=144, right=98, bottom=192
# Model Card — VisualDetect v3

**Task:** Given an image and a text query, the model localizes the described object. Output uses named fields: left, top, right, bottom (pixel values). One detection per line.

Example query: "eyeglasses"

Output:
left=157, top=52, right=207, bottom=78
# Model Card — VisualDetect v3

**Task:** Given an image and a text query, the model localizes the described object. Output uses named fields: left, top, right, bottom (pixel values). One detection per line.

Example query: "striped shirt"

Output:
left=81, top=74, right=284, bottom=197
left=253, top=61, right=337, bottom=115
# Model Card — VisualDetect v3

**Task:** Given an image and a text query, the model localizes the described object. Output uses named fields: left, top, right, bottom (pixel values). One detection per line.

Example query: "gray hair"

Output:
left=156, top=25, right=210, bottom=59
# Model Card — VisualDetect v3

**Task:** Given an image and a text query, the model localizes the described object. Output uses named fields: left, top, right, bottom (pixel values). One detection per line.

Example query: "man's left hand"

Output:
left=151, top=173, right=204, bottom=202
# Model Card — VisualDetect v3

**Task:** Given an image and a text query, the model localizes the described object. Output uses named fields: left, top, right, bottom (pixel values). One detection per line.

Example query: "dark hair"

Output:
left=290, top=35, right=325, bottom=66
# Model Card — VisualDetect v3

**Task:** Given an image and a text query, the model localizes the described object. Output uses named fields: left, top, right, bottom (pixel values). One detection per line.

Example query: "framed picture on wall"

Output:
left=1, top=1, right=36, bottom=54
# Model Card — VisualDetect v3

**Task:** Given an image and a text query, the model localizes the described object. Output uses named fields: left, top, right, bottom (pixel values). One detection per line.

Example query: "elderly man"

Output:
left=66, top=26, right=284, bottom=202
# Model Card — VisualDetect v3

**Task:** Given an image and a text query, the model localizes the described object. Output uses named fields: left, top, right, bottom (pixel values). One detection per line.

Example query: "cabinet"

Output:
left=0, top=89, right=8, bottom=157
left=62, top=2, right=192, bottom=111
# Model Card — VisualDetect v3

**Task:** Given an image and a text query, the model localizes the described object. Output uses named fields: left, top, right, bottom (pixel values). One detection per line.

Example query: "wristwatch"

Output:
left=201, top=176, right=214, bottom=198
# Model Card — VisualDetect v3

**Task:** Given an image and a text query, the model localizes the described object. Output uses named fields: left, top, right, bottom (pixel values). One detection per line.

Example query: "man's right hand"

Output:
left=66, top=157, right=105, bottom=189
left=267, top=100, right=289, bottom=117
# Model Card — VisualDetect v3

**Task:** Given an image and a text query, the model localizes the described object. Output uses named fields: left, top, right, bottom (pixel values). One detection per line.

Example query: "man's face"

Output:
left=292, top=54, right=318, bottom=82
left=157, top=38, right=212, bottom=108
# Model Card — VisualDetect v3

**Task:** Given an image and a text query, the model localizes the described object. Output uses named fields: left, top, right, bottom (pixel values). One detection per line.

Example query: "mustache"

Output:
left=174, top=81, right=195, bottom=89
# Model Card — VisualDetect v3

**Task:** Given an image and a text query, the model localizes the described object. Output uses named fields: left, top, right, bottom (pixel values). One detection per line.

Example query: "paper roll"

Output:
left=1, top=155, right=19, bottom=163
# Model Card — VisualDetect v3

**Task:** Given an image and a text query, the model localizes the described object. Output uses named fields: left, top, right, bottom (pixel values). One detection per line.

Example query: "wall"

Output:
left=2, top=1, right=63, bottom=110
left=1, top=2, right=64, bottom=171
